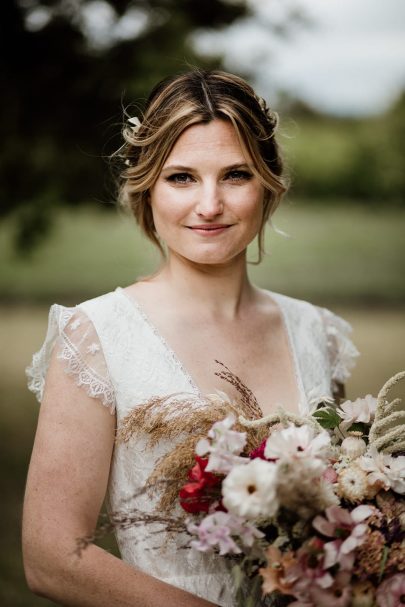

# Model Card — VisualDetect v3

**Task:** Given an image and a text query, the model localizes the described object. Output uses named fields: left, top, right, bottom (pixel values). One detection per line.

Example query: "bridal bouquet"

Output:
left=176, top=371, right=405, bottom=607
left=92, top=367, right=405, bottom=607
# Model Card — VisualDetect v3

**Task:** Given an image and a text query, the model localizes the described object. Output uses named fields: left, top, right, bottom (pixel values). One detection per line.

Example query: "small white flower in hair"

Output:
left=128, top=116, right=141, bottom=133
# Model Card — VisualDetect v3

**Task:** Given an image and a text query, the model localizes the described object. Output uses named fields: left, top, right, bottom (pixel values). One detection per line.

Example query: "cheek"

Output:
left=232, top=185, right=264, bottom=222
left=149, top=186, right=186, bottom=235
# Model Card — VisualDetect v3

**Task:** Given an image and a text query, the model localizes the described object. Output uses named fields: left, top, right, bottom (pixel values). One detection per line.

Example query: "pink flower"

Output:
left=323, top=466, right=338, bottom=484
left=312, top=505, right=373, bottom=569
left=337, top=395, right=377, bottom=426
left=376, top=574, right=405, bottom=607
left=264, top=424, right=331, bottom=462
left=196, top=414, right=247, bottom=473
left=290, top=572, right=352, bottom=607
left=359, top=446, right=405, bottom=494
left=308, top=582, right=352, bottom=607
left=188, top=510, right=263, bottom=556
left=284, top=537, right=334, bottom=593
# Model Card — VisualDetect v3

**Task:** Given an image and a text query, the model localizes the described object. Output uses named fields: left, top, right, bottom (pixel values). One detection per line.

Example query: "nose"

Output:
left=195, top=183, right=223, bottom=219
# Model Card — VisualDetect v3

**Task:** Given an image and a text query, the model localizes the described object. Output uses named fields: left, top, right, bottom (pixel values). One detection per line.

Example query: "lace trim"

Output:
left=266, top=291, right=307, bottom=413
left=26, top=305, right=75, bottom=404
left=116, top=287, right=201, bottom=397
left=57, top=328, right=116, bottom=412
left=319, top=307, right=359, bottom=389
left=26, top=304, right=116, bottom=413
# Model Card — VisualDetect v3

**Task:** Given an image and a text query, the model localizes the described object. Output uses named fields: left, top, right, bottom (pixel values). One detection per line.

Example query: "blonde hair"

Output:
left=117, top=69, right=288, bottom=262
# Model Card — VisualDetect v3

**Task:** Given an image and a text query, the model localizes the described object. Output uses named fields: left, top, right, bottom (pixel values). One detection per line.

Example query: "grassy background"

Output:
left=1, top=202, right=404, bottom=605
left=1, top=202, right=404, bottom=305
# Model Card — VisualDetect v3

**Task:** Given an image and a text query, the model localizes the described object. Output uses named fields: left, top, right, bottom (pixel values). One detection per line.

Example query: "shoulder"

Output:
left=262, top=289, right=359, bottom=387
left=262, top=289, right=322, bottom=322
left=25, top=289, right=125, bottom=412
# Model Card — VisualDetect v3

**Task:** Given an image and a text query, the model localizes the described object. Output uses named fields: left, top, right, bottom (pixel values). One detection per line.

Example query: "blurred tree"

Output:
left=0, top=0, right=250, bottom=253
left=283, top=92, right=405, bottom=206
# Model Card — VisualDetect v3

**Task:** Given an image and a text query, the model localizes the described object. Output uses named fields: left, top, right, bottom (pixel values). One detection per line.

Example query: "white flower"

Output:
left=128, top=116, right=141, bottom=133
left=276, top=457, right=338, bottom=517
left=196, top=414, right=247, bottom=474
left=264, top=424, right=331, bottom=462
left=337, top=395, right=377, bottom=433
left=358, top=446, right=405, bottom=494
left=340, top=432, right=367, bottom=459
left=222, top=458, right=279, bottom=520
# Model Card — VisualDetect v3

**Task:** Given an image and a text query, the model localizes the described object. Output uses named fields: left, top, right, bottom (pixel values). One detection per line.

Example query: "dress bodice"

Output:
left=26, top=287, right=358, bottom=606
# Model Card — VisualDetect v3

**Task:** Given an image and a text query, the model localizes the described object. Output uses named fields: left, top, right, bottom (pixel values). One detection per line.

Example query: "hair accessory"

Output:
left=256, top=96, right=278, bottom=128
left=128, top=116, right=141, bottom=133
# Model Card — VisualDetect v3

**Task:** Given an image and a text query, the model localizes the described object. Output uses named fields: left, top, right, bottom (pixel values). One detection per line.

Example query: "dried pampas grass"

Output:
left=116, top=364, right=269, bottom=514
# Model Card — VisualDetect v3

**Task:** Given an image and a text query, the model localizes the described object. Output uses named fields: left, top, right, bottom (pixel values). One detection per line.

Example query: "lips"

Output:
left=188, top=224, right=231, bottom=230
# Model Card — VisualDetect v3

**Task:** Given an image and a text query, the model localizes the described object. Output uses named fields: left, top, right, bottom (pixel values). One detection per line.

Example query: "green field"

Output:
left=1, top=202, right=404, bottom=305
left=1, top=202, right=405, bottom=605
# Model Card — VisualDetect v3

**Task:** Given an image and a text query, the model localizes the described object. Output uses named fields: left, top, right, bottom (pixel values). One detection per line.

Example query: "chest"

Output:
left=138, top=308, right=301, bottom=416
left=85, top=290, right=333, bottom=419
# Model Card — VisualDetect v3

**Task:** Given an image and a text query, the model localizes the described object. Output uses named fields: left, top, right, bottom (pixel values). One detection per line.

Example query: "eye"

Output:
left=226, top=170, right=253, bottom=181
left=165, top=172, right=195, bottom=184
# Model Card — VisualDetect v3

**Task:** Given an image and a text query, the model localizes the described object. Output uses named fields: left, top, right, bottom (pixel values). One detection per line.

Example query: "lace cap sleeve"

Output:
left=26, top=304, right=116, bottom=413
left=318, top=307, right=360, bottom=390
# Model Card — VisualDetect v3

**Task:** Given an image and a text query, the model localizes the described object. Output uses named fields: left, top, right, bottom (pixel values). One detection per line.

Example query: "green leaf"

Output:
left=379, top=545, right=389, bottom=581
left=312, top=407, right=341, bottom=428
left=231, top=564, right=243, bottom=590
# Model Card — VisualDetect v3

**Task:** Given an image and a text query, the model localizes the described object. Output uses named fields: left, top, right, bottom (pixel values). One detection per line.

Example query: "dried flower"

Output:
left=385, top=542, right=405, bottom=576
left=341, top=432, right=367, bottom=459
left=259, top=545, right=296, bottom=595
left=337, top=464, right=369, bottom=503
left=354, top=530, right=386, bottom=577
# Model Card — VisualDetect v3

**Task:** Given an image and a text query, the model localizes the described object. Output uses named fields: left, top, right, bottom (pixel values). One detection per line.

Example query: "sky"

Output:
left=194, top=0, right=405, bottom=116
left=26, top=0, right=405, bottom=117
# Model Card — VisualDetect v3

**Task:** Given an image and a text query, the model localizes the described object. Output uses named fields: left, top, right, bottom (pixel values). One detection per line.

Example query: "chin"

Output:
left=178, top=247, right=247, bottom=267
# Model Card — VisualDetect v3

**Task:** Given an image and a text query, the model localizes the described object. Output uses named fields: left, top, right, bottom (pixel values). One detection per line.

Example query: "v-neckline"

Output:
left=115, top=286, right=306, bottom=415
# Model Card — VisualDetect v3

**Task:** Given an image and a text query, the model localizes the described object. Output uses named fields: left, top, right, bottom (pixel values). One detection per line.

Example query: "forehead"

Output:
left=163, top=119, right=250, bottom=165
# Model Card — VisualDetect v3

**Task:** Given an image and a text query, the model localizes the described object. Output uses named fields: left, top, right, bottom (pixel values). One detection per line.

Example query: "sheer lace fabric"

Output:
left=26, top=288, right=359, bottom=607
left=26, top=305, right=115, bottom=412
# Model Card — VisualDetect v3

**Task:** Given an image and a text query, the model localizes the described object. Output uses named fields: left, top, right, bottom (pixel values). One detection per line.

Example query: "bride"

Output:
left=22, top=69, right=358, bottom=606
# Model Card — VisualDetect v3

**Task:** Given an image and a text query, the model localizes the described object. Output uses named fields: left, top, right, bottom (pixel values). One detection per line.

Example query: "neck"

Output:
left=153, top=251, right=256, bottom=320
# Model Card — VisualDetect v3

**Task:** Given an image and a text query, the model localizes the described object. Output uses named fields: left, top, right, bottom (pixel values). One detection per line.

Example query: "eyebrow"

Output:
left=161, top=163, right=253, bottom=173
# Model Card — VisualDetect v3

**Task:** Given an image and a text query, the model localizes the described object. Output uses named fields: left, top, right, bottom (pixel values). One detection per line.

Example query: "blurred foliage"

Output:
left=282, top=93, right=405, bottom=204
left=1, top=0, right=404, bottom=257
left=1, top=204, right=404, bottom=305
left=0, top=0, right=251, bottom=252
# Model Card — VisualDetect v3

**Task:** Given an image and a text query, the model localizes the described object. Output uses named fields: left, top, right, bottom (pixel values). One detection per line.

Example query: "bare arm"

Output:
left=22, top=348, right=217, bottom=607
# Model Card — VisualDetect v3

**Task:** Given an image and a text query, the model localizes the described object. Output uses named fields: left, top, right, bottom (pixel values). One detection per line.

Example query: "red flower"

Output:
left=179, top=456, right=222, bottom=513
left=249, top=439, right=268, bottom=460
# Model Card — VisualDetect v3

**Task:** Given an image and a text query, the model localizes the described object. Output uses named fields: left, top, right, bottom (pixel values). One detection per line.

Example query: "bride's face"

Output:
left=149, top=119, right=265, bottom=266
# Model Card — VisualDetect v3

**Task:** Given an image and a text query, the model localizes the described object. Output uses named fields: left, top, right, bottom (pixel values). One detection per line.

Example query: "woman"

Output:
left=22, top=70, right=358, bottom=606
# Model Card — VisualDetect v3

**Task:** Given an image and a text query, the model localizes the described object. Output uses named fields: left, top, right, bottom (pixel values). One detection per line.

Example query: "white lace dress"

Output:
left=26, top=287, right=358, bottom=607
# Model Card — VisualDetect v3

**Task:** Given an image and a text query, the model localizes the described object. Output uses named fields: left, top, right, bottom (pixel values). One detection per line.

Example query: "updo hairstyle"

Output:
left=118, top=69, right=288, bottom=262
